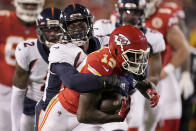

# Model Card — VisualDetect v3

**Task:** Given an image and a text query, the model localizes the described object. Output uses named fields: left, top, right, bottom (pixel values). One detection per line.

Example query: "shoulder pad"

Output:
left=0, top=10, right=10, bottom=17
left=49, top=43, right=87, bottom=65
left=94, top=19, right=115, bottom=36
left=145, top=28, right=166, bottom=53
left=15, top=39, right=37, bottom=71
left=94, top=35, right=110, bottom=47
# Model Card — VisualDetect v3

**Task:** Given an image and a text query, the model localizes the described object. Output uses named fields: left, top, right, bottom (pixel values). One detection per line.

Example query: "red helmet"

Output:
left=109, top=25, right=150, bottom=75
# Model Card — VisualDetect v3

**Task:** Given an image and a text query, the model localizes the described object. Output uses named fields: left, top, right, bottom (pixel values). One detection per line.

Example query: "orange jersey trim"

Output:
left=38, top=96, right=58, bottom=131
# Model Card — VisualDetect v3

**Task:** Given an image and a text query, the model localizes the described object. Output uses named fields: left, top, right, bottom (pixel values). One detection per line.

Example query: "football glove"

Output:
left=146, top=88, right=160, bottom=108
left=179, top=71, right=194, bottom=100
left=118, top=96, right=131, bottom=121
left=136, top=80, right=160, bottom=108
left=99, top=75, right=132, bottom=96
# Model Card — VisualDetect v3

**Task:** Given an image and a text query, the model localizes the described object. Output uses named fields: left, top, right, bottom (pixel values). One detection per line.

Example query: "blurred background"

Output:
left=0, top=0, right=196, bottom=130
left=1, top=0, right=196, bottom=44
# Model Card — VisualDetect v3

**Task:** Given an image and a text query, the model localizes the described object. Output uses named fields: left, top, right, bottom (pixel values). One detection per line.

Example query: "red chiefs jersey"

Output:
left=162, top=2, right=185, bottom=19
left=0, top=10, right=37, bottom=87
left=58, top=47, right=123, bottom=114
left=145, top=2, right=179, bottom=67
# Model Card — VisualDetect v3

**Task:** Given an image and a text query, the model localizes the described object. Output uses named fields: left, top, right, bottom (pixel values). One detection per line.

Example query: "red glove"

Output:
left=118, top=96, right=131, bottom=120
left=146, top=89, right=160, bottom=108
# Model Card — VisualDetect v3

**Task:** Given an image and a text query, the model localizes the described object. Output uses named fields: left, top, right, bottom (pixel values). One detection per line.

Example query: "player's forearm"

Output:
left=13, top=63, right=29, bottom=89
left=136, top=80, right=154, bottom=99
left=77, top=110, right=123, bottom=124
left=51, top=63, right=124, bottom=93
left=51, top=63, right=104, bottom=92
left=170, top=46, right=190, bottom=68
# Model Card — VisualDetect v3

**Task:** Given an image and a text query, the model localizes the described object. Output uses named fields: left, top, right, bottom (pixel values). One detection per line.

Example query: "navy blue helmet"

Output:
left=116, top=0, right=146, bottom=27
left=36, top=7, right=62, bottom=48
left=60, top=4, right=94, bottom=46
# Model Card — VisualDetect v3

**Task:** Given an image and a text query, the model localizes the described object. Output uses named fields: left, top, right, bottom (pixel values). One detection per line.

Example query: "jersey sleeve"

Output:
left=95, top=35, right=110, bottom=47
left=79, top=50, right=113, bottom=76
left=146, top=28, right=166, bottom=54
left=0, top=10, right=11, bottom=38
left=49, top=43, right=87, bottom=66
left=163, top=2, right=185, bottom=19
left=146, top=6, right=179, bottom=37
left=15, top=40, right=32, bottom=71
left=0, top=10, right=11, bottom=23
left=94, top=19, right=115, bottom=36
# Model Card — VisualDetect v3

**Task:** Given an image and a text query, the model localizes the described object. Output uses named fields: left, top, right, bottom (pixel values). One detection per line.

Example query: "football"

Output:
left=99, top=91, right=122, bottom=114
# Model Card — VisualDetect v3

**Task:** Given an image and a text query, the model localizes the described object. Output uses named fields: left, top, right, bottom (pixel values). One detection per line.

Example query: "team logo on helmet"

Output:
left=114, top=34, right=131, bottom=45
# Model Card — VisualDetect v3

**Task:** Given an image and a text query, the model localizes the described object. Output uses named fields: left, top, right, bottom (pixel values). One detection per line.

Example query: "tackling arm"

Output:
left=51, top=63, right=127, bottom=93
left=11, top=62, right=29, bottom=131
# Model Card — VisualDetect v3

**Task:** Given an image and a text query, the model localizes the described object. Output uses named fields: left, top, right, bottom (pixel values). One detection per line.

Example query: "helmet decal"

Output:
left=114, top=34, right=131, bottom=45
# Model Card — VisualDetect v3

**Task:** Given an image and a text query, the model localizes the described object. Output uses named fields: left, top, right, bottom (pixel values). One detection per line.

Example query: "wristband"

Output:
left=163, top=63, right=175, bottom=74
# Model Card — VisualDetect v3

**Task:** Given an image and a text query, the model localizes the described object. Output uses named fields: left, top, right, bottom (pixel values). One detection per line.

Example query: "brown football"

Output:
left=99, top=91, right=122, bottom=114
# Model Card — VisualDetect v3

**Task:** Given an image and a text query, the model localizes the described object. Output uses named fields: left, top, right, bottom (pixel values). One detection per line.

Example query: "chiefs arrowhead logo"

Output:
left=114, top=34, right=131, bottom=45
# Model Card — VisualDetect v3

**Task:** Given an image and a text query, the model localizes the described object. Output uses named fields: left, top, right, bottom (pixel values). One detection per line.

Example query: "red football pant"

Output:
left=156, top=119, right=180, bottom=131
left=128, top=128, right=138, bottom=131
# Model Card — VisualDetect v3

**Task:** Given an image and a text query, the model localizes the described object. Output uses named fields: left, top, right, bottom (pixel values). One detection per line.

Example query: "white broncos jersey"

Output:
left=15, top=39, right=48, bottom=102
left=48, top=36, right=109, bottom=65
left=42, top=43, right=87, bottom=101
left=94, top=19, right=166, bottom=54
left=48, top=43, right=87, bottom=66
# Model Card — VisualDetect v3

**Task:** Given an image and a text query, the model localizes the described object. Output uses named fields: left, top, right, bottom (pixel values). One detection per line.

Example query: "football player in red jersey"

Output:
left=38, top=25, right=159, bottom=131
left=95, top=0, right=165, bottom=131
left=0, top=0, right=44, bottom=130
left=145, top=0, right=190, bottom=130
left=163, top=2, right=195, bottom=131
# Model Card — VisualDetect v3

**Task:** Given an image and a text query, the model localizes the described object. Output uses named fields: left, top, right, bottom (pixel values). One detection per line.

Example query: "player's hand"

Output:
left=118, top=96, right=131, bottom=121
left=117, top=76, right=135, bottom=96
left=146, top=89, right=160, bottom=108
left=100, top=75, right=132, bottom=96
left=100, top=75, right=121, bottom=88
left=179, top=71, right=194, bottom=100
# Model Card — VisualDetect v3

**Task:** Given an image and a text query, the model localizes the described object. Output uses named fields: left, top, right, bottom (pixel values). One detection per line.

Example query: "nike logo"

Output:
left=133, top=79, right=138, bottom=87
left=53, top=46, right=59, bottom=49
left=18, top=48, right=21, bottom=51
left=102, top=65, right=110, bottom=72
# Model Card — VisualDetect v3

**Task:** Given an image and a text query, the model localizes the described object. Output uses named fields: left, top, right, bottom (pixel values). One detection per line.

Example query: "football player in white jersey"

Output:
left=35, top=4, right=132, bottom=131
left=10, top=7, right=62, bottom=131
left=93, top=0, right=166, bottom=131
left=0, top=0, right=44, bottom=130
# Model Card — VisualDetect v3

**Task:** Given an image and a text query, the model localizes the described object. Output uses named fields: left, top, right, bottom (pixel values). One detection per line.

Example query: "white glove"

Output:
left=179, top=71, right=194, bottom=100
